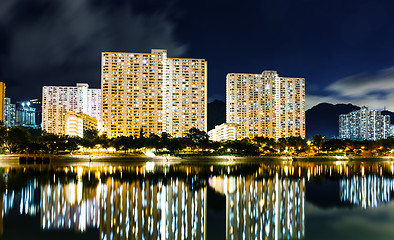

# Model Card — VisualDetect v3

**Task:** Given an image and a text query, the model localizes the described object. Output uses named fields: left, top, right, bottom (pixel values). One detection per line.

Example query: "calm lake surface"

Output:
left=0, top=159, right=393, bottom=240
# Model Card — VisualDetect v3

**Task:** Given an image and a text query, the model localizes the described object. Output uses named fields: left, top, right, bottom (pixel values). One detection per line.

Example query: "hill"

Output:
left=207, top=100, right=393, bottom=139
left=306, top=103, right=361, bottom=139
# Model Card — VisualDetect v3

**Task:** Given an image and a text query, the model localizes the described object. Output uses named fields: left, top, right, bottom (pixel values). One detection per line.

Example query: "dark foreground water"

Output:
left=0, top=160, right=393, bottom=239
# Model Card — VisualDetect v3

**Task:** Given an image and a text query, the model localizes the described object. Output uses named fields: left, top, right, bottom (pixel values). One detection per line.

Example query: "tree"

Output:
left=65, top=136, right=81, bottom=152
left=146, top=133, right=161, bottom=149
left=322, top=138, right=347, bottom=152
left=0, top=121, right=7, bottom=149
left=97, top=134, right=110, bottom=150
left=186, top=128, right=209, bottom=149
left=224, top=139, right=259, bottom=155
left=81, top=129, right=99, bottom=149
left=160, top=132, right=171, bottom=149
left=312, top=135, right=325, bottom=152
left=8, top=126, right=32, bottom=153
left=168, top=138, right=187, bottom=153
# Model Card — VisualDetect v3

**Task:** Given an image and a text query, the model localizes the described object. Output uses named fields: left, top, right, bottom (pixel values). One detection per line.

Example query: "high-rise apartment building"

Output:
left=4, top=97, right=15, bottom=128
left=226, top=70, right=305, bottom=139
left=339, top=107, right=391, bottom=140
left=0, top=82, right=5, bottom=123
left=101, top=49, right=207, bottom=138
left=42, top=83, right=101, bottom=135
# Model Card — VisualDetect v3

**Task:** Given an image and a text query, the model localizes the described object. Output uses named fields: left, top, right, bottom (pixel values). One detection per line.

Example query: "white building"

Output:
left=208, top=123, right=239, bottom=141
left=226, top=70, right=305, bottom=140
left=339, top=107, right=391, bottom=140
left=101, top=49, right=207, bottom=138
left=42, top=83, right=101, bottom=135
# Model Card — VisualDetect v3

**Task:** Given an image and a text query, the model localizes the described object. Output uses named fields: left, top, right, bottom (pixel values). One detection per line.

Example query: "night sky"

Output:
left=2, top=0, right=394, bottom=110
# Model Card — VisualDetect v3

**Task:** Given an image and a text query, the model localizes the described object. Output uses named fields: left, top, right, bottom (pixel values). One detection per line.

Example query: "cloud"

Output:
left=307, top=67, right=394, bottom=111
left=326, top=67, right=394, bottom=98
left=0, top=0, right=186, bottom=100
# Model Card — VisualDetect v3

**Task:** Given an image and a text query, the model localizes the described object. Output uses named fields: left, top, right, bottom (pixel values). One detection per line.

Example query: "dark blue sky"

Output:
left=2, top=0, right=394, bottom=110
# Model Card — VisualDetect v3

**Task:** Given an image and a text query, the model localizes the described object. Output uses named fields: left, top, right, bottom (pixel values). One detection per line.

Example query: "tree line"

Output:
left=1, top=123, right=394, bottom=156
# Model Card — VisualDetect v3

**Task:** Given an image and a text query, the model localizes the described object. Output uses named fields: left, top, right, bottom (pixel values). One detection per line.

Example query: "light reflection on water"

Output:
left=0, top=161, right=394, bottom=239
left=340, top=175, right=394, bottom=209
left=209, top=174, right=304, bottom=240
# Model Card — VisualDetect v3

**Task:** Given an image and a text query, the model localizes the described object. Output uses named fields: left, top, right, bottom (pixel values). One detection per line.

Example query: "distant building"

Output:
left=226, top=70, right=305, bottom=139
left=65, top=112, right=98, bottom=138
left=392, top=125, right=394, bottom=137
left=16, top=101, right=38, bottom=128
left=208, top=123, right=239, bottom=141
left=4, top=97, right=15, bottom=128
left=0, top=82, right=5, bottom=123
left=42, top=83, right=101, bottom=135
left=101, top=49, right=207, bottom=138
left=339, top=107, right=391, bottom=140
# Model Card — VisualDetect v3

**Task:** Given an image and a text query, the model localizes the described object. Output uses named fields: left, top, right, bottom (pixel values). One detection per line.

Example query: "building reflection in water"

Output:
left=1, top=179, right=41, bottom=235
left=340, top=175, right=394, bottom=209
left=98, top=177, right=206, bottom=240
left=41, top=180, right=100, bottom=232
left=2, top=162, right=394, bottom=239
left=3, top=179, right=40, bottom=217
left=210, top=173, right=305, bottom=240
left=1, top=166, right=207, bottom=240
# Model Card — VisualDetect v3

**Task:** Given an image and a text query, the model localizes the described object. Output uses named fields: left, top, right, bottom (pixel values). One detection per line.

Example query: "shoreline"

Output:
left=0, top=154, right=393, bottom=163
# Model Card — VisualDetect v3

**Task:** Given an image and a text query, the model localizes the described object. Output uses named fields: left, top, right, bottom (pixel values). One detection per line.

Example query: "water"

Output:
left=0, top=160, right=393, bottom=239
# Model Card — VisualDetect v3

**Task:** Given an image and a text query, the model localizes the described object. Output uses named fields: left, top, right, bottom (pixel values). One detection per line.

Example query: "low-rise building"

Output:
left=65, top=112, right=98, bottom=138
left=208, top=123, right=239, bottom=141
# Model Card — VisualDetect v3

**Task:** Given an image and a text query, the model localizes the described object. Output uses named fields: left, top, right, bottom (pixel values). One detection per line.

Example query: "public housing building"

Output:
left=226, top=70, right=305, bottom=140
left=339, top=107, right=391, bottom=141
left=101, top=49, right=207, bottom=138
left=42, top=83, right=101, bottom=135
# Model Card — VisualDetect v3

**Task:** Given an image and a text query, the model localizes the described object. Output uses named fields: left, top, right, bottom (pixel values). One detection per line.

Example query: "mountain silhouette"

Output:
left=207, top=101, right=393, bottom=139
left=305, top=103, right=360, bottom=139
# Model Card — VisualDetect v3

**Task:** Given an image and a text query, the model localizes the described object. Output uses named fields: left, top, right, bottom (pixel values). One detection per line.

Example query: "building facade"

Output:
left=0, top=82, right=5, bottom=123
left=226, top=70, right=305, bottom=140
left=65, top=112, right=98, bottom=138
left=208, top=123, right=239, bottom=141
left=42, top=83, right=101, bottom=135
left=4, top=98, right=15, bottom=128
left=339, top=107, right=391, bottom=140
left=101, top=49, right=207, bottom=138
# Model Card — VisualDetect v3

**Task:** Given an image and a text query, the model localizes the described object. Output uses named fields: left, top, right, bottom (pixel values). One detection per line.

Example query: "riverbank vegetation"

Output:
left=1, top=124, right=394, bottom=157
